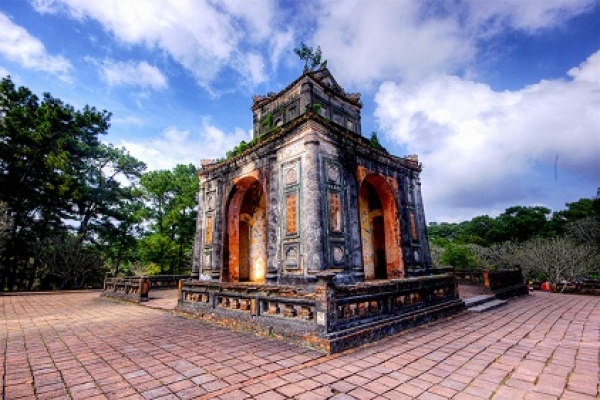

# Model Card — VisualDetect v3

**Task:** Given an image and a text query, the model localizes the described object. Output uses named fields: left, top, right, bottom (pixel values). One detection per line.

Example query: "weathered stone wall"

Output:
left=177, top=272, right=463, bottom=353
left=193, top=115, right=432, bottom=284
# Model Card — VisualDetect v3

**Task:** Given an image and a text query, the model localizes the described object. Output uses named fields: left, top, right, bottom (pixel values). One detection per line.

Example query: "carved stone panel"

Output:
left=285, top=166, right=298, bottom=186
left=285, top=194, right=298, bottom=235
left=329, top=192, right=342, bottom=232
left=410, top=212, right=418, bottom=241
left=332, top=245, right=345, bottom=264
left=283, top=243, right=300, bottom=270
left=206, top=193, right=215, bottom=211
left=327, top=163, right=340, bottom=184
left=203, top=252, right=211, bottom=267
left=205, top=215, right=213, bottom=244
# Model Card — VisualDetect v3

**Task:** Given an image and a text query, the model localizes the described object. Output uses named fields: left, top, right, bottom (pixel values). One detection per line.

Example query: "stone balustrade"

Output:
left=176, top=272, right=463, bottom=353
left=103, top=275, right=190, bottom=302
left=455, top=267, right=528, bottom=299
left=103, top=276, right=150, bottom=302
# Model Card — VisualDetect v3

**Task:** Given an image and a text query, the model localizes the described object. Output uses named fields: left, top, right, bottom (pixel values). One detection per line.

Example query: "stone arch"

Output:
left=224, top=177, right=267, bottom=282
left=358, top=174, right=403, bottom=279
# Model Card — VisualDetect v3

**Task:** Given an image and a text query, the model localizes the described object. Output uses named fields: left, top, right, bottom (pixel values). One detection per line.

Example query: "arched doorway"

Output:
left=358, top=174, right=403, bottom=279
left=225, top=178, right=267, bottom=282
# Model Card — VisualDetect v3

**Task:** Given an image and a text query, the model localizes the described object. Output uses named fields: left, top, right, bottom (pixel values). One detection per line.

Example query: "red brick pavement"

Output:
left=1, top=291, right=598, bottom=399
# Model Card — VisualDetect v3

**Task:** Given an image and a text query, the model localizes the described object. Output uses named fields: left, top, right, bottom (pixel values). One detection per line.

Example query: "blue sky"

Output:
left=1, top=0, right=599, bottom=222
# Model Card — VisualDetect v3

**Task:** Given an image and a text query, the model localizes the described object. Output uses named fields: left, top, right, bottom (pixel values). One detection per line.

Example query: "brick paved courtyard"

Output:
left=1, top=291, right=598, bottom=399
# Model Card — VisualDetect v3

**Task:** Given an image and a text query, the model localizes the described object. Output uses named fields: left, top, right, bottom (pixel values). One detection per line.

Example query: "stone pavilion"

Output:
left=191, top=65, right=432, bottom=285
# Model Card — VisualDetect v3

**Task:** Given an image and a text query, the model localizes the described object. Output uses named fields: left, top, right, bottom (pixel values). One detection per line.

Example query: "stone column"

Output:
left=414, top=175, right=432, bottom=269
left=346, top=173, right=364, bottom=281
left=212, top=179, right=223, bottom=281
left=266, top=155, right=279, bottom=284
left=192, top=186, right=205, bottom=279
left=302, top=132, right=324, bottom=274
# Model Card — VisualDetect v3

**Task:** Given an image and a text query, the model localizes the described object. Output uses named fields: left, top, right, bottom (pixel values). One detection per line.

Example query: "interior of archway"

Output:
left=226, top=179, right=267, bottom=282
left=358, top=175, right=404, bottom=280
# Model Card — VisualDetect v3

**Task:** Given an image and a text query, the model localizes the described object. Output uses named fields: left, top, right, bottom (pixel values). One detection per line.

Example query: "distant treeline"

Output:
left=428, top=199, right=600, bottom=283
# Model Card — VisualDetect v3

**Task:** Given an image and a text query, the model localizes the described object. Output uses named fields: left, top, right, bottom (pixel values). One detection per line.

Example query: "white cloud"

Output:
left=311, top=1, right=472, bottom=87
left=464, top=0, right=597, bottom=35
left=118, top=118, right=251, bottom=171
left=111, top=115, right=146, bottom=126
left=99, top=60, right=167, bottom=89
left=0, top=66, right=10, bottom=77
left=375, top=50, right=600, bottom=220
left=0, top=12, right=71, bottom=80
left=268, top=29, right=295, bottom=70
left=31, top=0, right=282, bottom=92
left=309, top=0, right=596, bottom=88
left=27, top=0, right=595, bottom=93
left=237, top=52, right=266, bottom=86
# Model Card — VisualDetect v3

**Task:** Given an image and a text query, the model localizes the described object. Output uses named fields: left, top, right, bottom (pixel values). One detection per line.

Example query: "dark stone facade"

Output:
left=177, top=67, right=463, bottom=352
left=191, top=67, right=432, bottom=286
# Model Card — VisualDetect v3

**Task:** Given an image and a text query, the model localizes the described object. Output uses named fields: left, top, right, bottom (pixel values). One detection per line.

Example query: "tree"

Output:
left=70, top=143, right=146, bottom=244
left=470, top=241, right=519, bottom=270
left=294, top=42, right=326, bottom=71
left=439, top=243, right=480, bottom=269
left=139, top=164, right=198, bottom=274
left=515, top=236, right=599, bottom=284
left=35, top=235, right=105, bottom=290
left=497, top=206, right=551, bottom=243
left=0, top=201, right=11, bottom=258
left=462, top=215, right=503, bottom=245
left=0, top=76, right=145, bottom=290
left=550, top=198, right=596, bottom=233
left=97, top=186, right=146, bottom=276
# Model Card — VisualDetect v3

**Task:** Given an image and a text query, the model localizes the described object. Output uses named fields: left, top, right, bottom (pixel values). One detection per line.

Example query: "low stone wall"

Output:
left=454, top=269, right=484, bottom=285
left=455, top=268, right=528, bottom=299
left=176, top=272, right=464, bottom=353
left=103, top=276, right=150, bottom=302
left=102, top=275, right=190, bottom=302
left=147, top=275, right=190, bottom=289
left=553, top=280, right=600, bottom=296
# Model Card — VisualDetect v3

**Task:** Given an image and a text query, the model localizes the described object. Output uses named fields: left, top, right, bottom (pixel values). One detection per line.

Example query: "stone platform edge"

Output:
left=172, top=273, right=465, bottom=353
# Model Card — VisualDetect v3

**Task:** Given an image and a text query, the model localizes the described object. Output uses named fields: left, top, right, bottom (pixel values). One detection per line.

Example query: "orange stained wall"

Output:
left=225, top=172, right=267, bottom=282
left=356, top=167, right=404, bottom=279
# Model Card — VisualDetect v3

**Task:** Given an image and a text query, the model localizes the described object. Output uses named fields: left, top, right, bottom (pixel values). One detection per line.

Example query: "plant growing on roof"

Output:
left=294, top=42, right=327, bottom=71
left=369, top=131, right=388, bottom=153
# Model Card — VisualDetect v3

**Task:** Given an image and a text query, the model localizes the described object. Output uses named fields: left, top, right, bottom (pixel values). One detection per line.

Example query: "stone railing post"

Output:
left=103, top=272, right=112, bottom=291
left=303, top=132, right=324, bottom=274
left=482, top=269, right=490, bottom=289
left=315, top=271, right=336, bottom=333
left=178, top=279, right=183, bottom=303
left=139, top=276, right=150, bottom=301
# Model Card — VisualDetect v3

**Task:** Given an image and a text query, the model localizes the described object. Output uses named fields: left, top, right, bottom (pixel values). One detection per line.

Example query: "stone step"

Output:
left=463, top=294, right=496, bottom=308
left=468, top=299, right=507, bottom=313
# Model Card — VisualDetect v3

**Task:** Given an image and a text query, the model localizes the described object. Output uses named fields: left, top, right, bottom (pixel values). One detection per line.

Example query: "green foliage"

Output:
left=0, top=201, right=11, bottom=258
left=369, top=131, right=388, bottom=153
left=138, top=234, right=179, bottom=275
left=0, top=76, right=145, bottom=291
left=498, top=206, right=552, bottom=242
left=225, top=135, right=272, bottom=160
left=294, top=42, right=326, bottom=71
left=439, top=243, right=479, bottom=269
left=139, top=164, right=197, bottom=275
left=35, top=234, right=107, bottom=290
left=144, top=262, right=163, bottom=276
left=429, top=196, right=600, bottom=281
left=263, top=113, right=273, bottom=130
left=311, top=102, right=322, bottom=114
